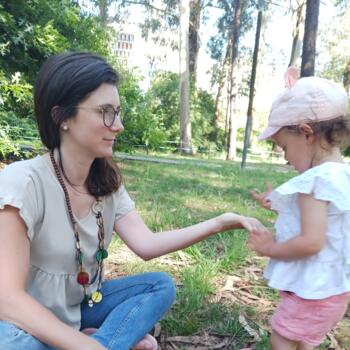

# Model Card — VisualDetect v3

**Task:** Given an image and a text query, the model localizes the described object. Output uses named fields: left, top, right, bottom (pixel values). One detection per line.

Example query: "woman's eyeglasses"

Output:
left=74, top=105, right=122, bottom=128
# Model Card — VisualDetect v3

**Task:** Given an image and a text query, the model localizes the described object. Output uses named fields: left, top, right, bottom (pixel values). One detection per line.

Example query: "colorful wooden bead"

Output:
left=77, top=271, right=89, bottom=285
left=96, top=249, right=108, bottom=262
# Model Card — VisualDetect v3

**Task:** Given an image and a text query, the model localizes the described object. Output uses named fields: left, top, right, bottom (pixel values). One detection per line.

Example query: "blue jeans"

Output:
left=0, top=272, right=176, bottom=350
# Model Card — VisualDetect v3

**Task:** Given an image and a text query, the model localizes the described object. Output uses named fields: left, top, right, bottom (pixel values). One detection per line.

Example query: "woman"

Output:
left=0, top=52, right=266, bottom=350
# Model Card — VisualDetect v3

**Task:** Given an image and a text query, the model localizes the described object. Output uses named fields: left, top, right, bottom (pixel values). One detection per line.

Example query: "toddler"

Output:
left=249, top=68, right=350, bottom=350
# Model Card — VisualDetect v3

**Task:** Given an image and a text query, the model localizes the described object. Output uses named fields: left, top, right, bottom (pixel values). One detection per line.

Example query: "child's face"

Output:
left=272, top=129, right=314, bottom=173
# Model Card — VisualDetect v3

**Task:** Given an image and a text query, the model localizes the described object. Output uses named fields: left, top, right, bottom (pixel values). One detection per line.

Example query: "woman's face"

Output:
left=62, top=83, right=123, bottom=159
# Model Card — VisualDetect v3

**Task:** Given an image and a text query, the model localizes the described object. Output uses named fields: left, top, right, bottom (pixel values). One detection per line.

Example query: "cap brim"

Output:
left=258, top=126, right=281, bottom=141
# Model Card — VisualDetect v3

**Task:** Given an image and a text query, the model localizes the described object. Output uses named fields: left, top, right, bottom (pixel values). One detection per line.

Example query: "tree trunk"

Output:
left=179, top=0, right=192, bottom=154
left=289, top=2, right=305, bottom=67
left=343, top=60, right=350, bottom=93
left=301, top=0, right=320, bottom=77
left=189, top=0, right=201, bottom=87
left=213, top=41, right=231, bottom=141
left=226, top=0, right=242, bottom=161
left=241, top=1, right=263, bottom=169
left=96, top=0, right=109, bottom=27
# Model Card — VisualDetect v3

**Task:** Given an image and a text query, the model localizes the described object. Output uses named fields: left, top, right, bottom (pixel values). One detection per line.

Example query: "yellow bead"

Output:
left=91, top=291, right=103, bottom=303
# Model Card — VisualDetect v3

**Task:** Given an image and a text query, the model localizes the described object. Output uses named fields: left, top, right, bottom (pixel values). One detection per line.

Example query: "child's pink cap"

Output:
left=258, top=75, right=349, bottom=140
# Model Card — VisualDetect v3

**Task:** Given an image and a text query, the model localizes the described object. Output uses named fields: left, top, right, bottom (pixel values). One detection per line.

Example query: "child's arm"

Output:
left=248, top=193, right=327, bottom=260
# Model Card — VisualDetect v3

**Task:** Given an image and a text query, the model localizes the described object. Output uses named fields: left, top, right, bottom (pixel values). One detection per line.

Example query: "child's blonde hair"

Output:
left=283, top=115, right=350, bottom=149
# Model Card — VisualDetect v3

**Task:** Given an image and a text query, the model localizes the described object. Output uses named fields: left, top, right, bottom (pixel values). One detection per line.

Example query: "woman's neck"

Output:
left=57, top=145, right=93, bottom=187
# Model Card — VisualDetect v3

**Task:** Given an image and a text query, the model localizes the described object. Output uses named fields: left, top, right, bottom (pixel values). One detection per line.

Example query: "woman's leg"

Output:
left=81, top=271, right=176, bottom=350
left=0, top=320, right=53, bottom=350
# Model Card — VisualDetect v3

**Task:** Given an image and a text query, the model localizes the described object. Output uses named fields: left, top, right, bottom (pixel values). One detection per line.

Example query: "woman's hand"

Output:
left=250, top=182, right=273, bottom=210
left=216, top=213, right=268, bottom=234
left=247, top=230, right=275, bottom=256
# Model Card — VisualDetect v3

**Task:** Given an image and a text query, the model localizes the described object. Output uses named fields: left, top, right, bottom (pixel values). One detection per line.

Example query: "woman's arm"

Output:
left=248, top=193, right=327, bottom=260
left=0, top=206, right=106, bottom=350
left=115, top=210, right=268, bottom=260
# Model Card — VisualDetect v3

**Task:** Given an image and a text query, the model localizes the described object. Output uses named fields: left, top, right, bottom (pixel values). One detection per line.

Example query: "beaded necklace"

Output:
left=49, top=149, right=108, bottom=307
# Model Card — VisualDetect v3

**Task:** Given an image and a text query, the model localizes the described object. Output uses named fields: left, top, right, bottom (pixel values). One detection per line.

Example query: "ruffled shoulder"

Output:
left=0, top=158, right=42, bottom=240
left=111, top=185, right=135, bottom=222
left=268, top=162, right=350, bottom=212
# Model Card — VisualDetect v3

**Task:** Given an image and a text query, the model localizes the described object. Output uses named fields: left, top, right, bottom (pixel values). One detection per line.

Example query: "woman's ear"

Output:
left=298, top=123, right=314, bottom=141
left=51, top=106, right=62, bottom=125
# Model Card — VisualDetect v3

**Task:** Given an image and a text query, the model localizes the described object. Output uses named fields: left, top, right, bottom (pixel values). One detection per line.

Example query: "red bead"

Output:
left=77, top=271, right=89, bottom=285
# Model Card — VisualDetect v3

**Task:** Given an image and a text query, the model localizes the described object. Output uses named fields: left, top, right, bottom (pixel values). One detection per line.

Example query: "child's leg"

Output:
left=270, top=330, right=298, bottom=350
left=296, top=343, right=313, bottom=350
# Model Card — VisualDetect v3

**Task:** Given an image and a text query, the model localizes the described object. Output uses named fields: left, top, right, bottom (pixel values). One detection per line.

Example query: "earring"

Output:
left=62, top=125, right=68, bottom=131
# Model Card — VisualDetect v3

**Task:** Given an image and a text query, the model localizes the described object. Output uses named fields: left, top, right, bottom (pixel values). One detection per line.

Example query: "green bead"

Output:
left=96, top=249, right=108, bottom=262
left=102, top=249, right=108, bottom=259
left=77, top=252, right=83, bottom=264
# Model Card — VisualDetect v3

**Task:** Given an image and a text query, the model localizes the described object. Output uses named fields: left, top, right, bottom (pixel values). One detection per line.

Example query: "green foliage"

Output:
left=147, top=71, right=180, bottom=141
left=191, top=88, right=217, bottom=151
left=0, top=127, right=19, bottom=160
left=145, top=71, right=218, bottom=152
left=0, top=70, right=33, bottom=120
left=0, top=1, right=110, bottom=82
left=118, top=69, right=168, bottom=151
left=0, top=0, right=112, bottom=157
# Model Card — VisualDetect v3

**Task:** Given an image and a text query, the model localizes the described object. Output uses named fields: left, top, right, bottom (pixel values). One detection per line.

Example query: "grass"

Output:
left=105, top=153, right=349, bottom=349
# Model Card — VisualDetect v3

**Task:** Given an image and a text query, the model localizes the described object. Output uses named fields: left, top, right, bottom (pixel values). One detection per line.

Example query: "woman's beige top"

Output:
left=0, top=155, right=135, bottom=329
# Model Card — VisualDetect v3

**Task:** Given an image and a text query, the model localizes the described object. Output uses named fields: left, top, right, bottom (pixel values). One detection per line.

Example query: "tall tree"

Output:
left=300, top=0, right=320, bottom=77
left=226, top=0, right=242, bottom=161
left=94, top=0, right=111, bottom=27
left=288, top=0, right=305, bottom=67
left=189, top=0, right=202, bottom=87
left=179, top=0, right=192, bottom=154
left=208, top=0, right=255, bottom=157
left=241, top=0, right=264, bottom=169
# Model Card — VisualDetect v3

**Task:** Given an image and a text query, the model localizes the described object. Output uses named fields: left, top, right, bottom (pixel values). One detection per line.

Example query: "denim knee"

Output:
left=153, top=271, right=176, bottom=307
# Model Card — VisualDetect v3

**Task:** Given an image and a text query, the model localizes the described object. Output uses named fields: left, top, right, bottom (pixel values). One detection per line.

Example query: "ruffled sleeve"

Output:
left=0, top=161, right=41, bottom=240
left=268, top=162, right=350, bottom=212
left=112, top=184, right=135, bottom=222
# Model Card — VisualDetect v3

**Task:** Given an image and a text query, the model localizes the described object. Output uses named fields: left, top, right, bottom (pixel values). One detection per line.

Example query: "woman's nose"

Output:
left=110, top=117, right=124, bottom=133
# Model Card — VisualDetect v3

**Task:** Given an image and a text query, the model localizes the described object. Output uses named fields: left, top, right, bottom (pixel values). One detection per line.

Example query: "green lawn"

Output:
left=106, top=154, right=350, bottom=350
left=108, top=156, right=273, bottom=348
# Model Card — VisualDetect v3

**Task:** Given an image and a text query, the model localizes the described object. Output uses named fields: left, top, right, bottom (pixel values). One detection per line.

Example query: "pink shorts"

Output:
left=271, top=291, right=350, bottom=346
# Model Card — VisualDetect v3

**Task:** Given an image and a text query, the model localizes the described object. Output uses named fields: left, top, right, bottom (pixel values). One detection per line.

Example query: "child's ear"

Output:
left=298, top=123, right=314, bottom=141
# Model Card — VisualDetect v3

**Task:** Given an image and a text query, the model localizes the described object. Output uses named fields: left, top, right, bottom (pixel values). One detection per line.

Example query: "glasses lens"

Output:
left=102, top=106, right=122, bottom=127
left=103, top=107, right=115, bottom=126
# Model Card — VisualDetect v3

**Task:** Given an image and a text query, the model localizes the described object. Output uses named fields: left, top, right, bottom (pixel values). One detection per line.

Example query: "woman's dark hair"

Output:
left=34, top=51, right=122, bottom=196
left=284, top=115, right=350, bottom=149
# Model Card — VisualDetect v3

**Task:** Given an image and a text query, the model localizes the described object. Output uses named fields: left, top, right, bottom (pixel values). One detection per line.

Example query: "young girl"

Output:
left=248, top=68, right=350, bottom=350
left=0, top=52, right=267, bottom=350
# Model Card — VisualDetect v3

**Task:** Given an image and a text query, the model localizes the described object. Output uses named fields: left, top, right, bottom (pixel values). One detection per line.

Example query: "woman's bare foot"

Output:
left=133, top=334, right=157, bottom=350
left=81, top=327, right=98, bottom=336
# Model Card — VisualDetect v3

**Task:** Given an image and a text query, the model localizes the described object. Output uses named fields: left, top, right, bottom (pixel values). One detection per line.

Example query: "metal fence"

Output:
left=2, top=125, right=284, bottom=163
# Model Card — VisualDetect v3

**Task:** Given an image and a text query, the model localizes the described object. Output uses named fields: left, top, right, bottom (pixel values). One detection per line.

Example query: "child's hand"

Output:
left=247, top=230, right=275, bottom=256
left=250, top=182, right=273, bottom=210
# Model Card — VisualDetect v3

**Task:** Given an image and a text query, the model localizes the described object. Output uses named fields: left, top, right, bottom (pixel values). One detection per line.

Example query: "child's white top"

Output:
left=265, top=162, right=350, bottom=299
